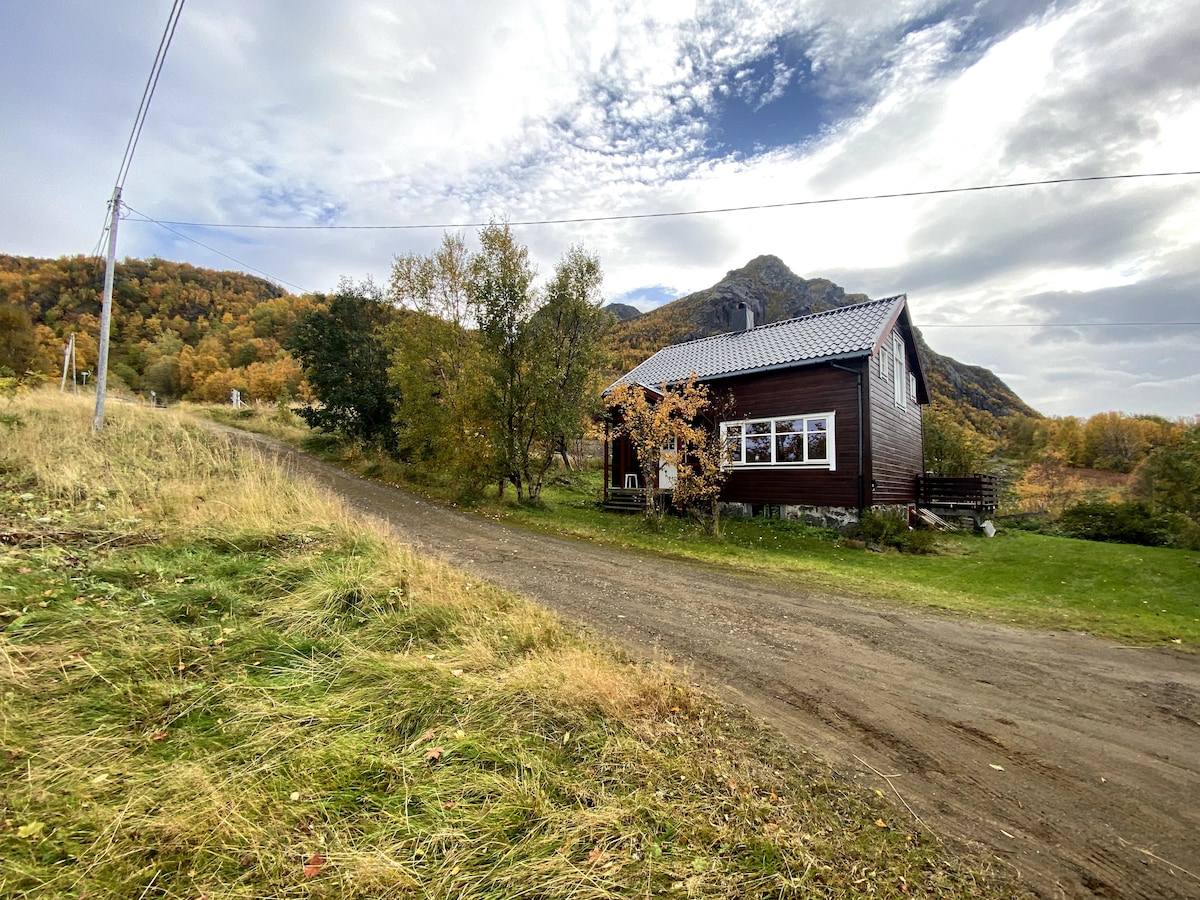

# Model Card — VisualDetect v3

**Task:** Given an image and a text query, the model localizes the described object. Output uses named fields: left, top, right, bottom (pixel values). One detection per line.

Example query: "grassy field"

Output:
left=0, top=392, right=1020, bottom=898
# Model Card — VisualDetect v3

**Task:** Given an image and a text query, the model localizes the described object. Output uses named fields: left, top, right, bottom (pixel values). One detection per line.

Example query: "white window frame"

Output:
left=720, top=412, right=836, bottom=471
left=892, top=333, right=906, bottom=409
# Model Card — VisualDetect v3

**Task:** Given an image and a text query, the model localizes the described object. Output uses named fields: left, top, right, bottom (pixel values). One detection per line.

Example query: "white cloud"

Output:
left=1, top=0, right=1198, bottom=418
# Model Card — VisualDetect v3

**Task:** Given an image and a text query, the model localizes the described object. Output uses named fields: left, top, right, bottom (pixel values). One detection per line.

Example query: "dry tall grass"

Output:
left=1, top=391, right=353, bottom=537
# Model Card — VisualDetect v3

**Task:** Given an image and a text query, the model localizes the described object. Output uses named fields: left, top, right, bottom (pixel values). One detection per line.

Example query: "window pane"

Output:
left=745, top=435, right=771, bottom=463
left=722, top=424, right=743, bottom=463
left=775, top=418, right=803, bottom=433
left=746, top=421, right=771, bottom=436
left=807, top=431, right=827, bottom=460
left=776, top=433, right=804, bottom=462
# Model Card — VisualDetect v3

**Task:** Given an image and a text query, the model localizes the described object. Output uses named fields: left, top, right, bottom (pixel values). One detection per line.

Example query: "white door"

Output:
left=659, top=436, right=678, bottom=489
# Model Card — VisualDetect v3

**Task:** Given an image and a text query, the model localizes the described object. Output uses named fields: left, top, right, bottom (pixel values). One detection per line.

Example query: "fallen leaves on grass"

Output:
left=303, top=852, right=324, bottom=878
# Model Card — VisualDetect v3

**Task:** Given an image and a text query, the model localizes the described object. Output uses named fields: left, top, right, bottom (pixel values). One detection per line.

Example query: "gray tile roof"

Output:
left=611, top=294, right=908, bottom=390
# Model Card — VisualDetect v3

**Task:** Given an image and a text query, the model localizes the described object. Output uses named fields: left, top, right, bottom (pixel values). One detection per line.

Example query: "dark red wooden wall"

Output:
left=714, top=364, right=863, bottom=508
left=864, top=324, right=925, bottom=506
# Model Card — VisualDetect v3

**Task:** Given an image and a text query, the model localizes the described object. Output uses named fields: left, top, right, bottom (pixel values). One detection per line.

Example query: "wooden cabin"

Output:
left=603, top=295, right=930, bottom=524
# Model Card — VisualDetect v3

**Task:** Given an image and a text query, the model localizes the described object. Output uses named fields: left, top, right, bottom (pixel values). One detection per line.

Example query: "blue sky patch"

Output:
left=610, top=284, right=684, bottom=312
left=706, top=35, right=823, bottom=157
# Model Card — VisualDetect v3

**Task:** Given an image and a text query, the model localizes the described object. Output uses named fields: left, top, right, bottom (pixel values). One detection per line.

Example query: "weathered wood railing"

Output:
left=915, top=474, right=1000, bottom=513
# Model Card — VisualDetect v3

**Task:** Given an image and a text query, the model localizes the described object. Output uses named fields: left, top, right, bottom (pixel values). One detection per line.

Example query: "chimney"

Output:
left=736, top=302, right=755, bottom=331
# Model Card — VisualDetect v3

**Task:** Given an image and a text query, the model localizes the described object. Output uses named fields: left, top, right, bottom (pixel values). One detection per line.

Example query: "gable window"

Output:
left=892, top=333, right=906, bottom=408
left=721, top=413, right=835, bottom=470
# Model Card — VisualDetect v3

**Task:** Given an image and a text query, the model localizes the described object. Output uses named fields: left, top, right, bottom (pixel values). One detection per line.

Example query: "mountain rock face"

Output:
left=600, top=302, right=643, bottom=322
left=661, top=254, right=871, bottom=340
left=608, top=255, right=1037, bottom=419
left=915, top=331, right=1037, bottom=418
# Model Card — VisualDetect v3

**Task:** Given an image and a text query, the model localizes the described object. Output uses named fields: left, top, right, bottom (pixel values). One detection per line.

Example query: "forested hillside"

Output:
left=0, top=254, right=312, bottom=402
left=3, top=251, right=1040, bottom=424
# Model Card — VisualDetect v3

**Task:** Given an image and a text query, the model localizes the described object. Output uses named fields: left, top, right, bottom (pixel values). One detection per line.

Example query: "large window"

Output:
left=721, top=413, right=835, bottom=470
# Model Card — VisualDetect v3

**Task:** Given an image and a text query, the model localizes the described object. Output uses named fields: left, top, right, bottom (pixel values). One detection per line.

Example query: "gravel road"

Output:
left=234, top=430, right=1200, bottom=899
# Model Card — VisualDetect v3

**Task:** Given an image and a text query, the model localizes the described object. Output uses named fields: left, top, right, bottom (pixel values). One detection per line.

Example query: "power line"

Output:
left=921, top=321, right=1200, bottom=328
left=124, top=203, right=311, bottom=294
left=114, top=0, right=186, bottom=191
left=119, top=168, right=1200, bottom=320
left=117, top=207, right=1200, bottom=328
left=88, top=208, right=111, bottom=260
left=124, top=198, right=1200, bottom=325
left=106, top=206, right=1200, bottom=329
left=132, top=169, right=1200, bottom=231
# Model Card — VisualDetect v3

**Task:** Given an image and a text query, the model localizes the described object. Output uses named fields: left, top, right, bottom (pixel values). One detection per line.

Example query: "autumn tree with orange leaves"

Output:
left=605, top=376, right=730, bottom=533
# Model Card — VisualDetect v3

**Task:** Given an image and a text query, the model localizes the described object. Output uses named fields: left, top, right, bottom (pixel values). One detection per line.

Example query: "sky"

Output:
left=2, top=0, right=1198, bottom=420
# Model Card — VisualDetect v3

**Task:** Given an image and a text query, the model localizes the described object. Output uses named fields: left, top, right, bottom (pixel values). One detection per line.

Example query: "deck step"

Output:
left=916, top=508, right=958, bottom=531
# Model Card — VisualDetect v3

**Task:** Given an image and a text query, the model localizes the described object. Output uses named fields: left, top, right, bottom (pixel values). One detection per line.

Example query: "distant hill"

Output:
left=0, top=254, right=313, bottom=402
left=606, top=255, right=1038, bottom=420
left=600, top=302, right=642, bottom=322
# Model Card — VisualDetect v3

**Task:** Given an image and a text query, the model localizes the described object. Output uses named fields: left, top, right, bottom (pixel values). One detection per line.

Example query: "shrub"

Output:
left=1168, top=514, right=1200, bottom=551
left=901, top=527, right=939, bottom=555
left=1057, top=500, right=1175, bottom=547
left=856, top=508, right=908, bottom=545
left=855, top=508, right=938, bottom=554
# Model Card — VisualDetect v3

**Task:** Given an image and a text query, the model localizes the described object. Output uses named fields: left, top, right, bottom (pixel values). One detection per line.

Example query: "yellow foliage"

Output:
left=1013, top=455, right=1092, bottom=514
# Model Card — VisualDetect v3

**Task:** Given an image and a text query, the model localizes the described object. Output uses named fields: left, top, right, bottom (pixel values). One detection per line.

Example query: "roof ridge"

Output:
left=752, top=294, right=903, bottom=332
left=648, top=294, right=902, bottom=353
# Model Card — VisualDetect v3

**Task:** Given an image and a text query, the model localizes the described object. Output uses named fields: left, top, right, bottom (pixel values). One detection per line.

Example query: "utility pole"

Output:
left=60, top=333, right=74, bottom=392
left=93, top=186, right=121, bottom=432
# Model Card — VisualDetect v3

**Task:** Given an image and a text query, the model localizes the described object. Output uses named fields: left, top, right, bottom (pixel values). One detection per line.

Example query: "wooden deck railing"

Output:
left=915, top=474, right=1000, bottom=512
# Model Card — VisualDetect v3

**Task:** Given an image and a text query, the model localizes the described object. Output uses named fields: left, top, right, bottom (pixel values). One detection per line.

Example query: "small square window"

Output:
left=745, top=434, right=772, bottom=463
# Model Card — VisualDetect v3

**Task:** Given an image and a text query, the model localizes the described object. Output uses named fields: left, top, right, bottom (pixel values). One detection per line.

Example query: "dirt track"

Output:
left=236, top=431, right=1200, bottom=899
